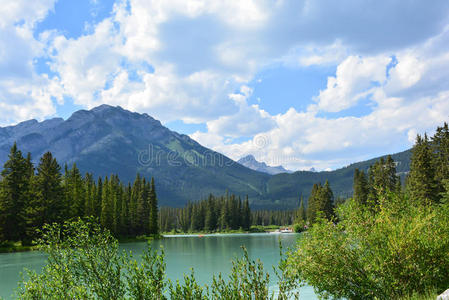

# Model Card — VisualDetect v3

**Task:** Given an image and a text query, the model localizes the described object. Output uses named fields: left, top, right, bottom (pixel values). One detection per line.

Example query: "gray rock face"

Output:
left=438, top=289, right=449, bottom=300
left=237, top=155, right=291, bottom=175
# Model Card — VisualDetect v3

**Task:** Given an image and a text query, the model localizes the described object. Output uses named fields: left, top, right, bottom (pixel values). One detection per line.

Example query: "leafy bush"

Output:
left=289, top=192, right=449, bottom=299
left=16, top=218, right=300, bottom=299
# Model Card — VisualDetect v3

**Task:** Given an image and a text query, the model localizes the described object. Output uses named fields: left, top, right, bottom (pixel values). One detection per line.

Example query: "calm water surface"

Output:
left=0, top=233, right=317, bottom=299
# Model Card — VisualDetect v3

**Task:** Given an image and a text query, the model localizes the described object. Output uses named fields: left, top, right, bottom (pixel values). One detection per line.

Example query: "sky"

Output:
left=1, top=0, right=449, bottom=171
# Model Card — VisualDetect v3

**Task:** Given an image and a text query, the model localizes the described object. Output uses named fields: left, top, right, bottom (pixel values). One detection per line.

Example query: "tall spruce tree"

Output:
left=407, top=134, right=438, bottom=204
left=0, top=143, right=31, bottom=242
left=322, top=180, right=334, bottom=220
left=148, top=177, right=159, bottom=235
left=242, top=195, right=251, bottom=231
left=295, top=196, right=306, bottom=223
left=306, top=183, right=320, bottom=223
left=27, top=152, right=63, bottom=238
left=353, top=168, right=368, bottom=205
left=432, top=122, right=449, bottom=195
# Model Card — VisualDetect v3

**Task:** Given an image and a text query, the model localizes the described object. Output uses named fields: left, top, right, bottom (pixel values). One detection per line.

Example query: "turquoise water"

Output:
left=0, top=233, right=317, bottom=299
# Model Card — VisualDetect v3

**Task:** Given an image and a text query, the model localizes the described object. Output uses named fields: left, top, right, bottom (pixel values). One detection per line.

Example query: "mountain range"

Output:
left=237, top=155, right=291, bottom=175
left=0, top=105, right=411, bottom=209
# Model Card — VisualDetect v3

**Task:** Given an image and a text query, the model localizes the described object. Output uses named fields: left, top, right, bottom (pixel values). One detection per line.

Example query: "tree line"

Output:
left=0, top=144, right=159, bottom=245
left=159, top=194, right=251, bottom=232
left=294, top=122, right=449, bottom=228
left=160, top=197, right=297, bottom=233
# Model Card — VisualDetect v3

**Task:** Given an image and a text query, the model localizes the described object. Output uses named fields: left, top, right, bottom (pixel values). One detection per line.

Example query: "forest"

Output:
left=159, top=196, right=297, bottom=233
left=0, top=146, right=159, bottom=245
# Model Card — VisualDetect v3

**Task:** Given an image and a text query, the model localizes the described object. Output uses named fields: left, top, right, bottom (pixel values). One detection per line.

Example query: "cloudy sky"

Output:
left=1, top=0, right=449, bottom=171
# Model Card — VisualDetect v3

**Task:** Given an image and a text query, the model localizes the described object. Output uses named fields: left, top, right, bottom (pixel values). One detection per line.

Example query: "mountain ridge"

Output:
left=0, top=105, right=412, bottom=208
left=237, top=154, right=291, bottom=175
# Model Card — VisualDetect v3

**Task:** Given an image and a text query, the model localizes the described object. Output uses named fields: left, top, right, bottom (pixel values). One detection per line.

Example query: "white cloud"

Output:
left=315, top=55, right=391, bottom=112
left=1, top=0, right=449, bottom=170
left=0, top=0, right=57, bottom=125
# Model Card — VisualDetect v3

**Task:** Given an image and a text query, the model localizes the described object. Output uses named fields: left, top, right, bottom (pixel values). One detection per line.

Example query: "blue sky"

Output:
left=1, top=0, right=449, bottom=170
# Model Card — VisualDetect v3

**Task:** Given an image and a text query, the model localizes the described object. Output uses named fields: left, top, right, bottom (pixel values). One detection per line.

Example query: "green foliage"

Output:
left=0, top=142, right=31, bottom=242
left=16, top=219, right=300, bottom=299
left=27, top=152, right=64, bottom=239
left=306, top=181, right=334, bottom=224
left=407, top=134, right=438, bottom=204
left=293, top=221, right=306, bottom=233
left=210, top=247, right=270, bottom=299
left=16, top=218, right=124, bottom=299
left=353, top=168, right=368, bottom=205
left=294, top=196, right=306, bottom=223
left=289, top=193, right=449, bottom=299
left=0, top=144, right=161, bottom=244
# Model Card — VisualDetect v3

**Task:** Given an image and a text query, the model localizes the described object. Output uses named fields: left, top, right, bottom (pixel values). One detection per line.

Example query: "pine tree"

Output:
left=306, top=183, right=320, bottom=223
left=204, top=194, right=217, bottom=232
left=353, top=168, right=368, bottom=205
left=84, top=173, right=95, bottom=217
left=129, top=174, right=141, bottom=235
left=100, top=176, right=113, bottom=230
left=148, top=177, right=159, bottom=235
left=242, top=196, right=251, bottom=231
left=66, top=164, right=85, bottom=218
left=407, top=134, right=438, bottom=204
left=136, top=177, right=149, bottom=235
left=295, top=196, right=306, bottom=223
left=120, top=183, right=131, bottom=236
left=322, top=180, right=334, bottom=220
left=432, top=122, right=449, bottom=195
left=27, top=152, right=64, bottom=239
left=0, top=143, right=31, bottom=242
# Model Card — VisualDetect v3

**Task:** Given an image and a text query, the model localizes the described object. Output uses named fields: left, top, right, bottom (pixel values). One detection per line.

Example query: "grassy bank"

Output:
left=0, top=241, right=38, bottom=253
left=161, top=225, right=286, bottom=235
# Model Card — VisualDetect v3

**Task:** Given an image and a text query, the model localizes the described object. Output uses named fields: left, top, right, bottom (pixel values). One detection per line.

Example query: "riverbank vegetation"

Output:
left=0, top=145, right=160, bottom=249
left=290, top=122, right=449, bottom=299
left=16, top=219, right=300, bottom=299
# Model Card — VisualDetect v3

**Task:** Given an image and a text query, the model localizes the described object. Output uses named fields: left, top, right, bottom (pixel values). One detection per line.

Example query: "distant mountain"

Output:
left=0, top=105, right=412, bottom=209
left=258, top=149, right=411, bottom=208
left=237, top=155, right=291, bottom=175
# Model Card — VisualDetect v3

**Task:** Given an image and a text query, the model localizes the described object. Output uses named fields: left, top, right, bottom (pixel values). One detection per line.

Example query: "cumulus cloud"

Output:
left=1, top=0, right=449, bottom=169
left=0, top=0, right=57, bottom=125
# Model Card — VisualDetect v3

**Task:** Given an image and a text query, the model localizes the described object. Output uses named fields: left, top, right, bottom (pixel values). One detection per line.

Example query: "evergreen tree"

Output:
left=27, top=152, right=63, bottom=238
left=148, top=177, right=159, bottom=235
left=431, top=122, right=449, bottom=195
left=0, top=143, right=30, bottom=242
left=322, top=180, right=334, bottom=220
left=242, top=196, right=251, bottom=231
left=84, top=173, right=95, bottom=217
left=100, top=176, right=113, bottom=230
left=120, top=183, right=131, bottom=236
left=407, top=134, right=438, bottom=204
left=295, top=196, right=306, bottom=223
left=67, top=164, right=85, bottom=218
left=353, top=168, right=368, bottom=205
left=306, top=183, right=320, bottom=223
left=130, top=174, right=142, bottom=235
left=204, top=194, right=217, bottom=232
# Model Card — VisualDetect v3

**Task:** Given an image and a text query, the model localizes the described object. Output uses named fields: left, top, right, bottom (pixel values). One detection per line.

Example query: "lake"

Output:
left=0, top=233, right=317, bottom=299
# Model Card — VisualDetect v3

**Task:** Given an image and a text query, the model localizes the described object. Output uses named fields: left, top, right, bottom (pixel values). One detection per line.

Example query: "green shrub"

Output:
left=289, top=193, right=449, bottom=299
left=16, top=218, right=300, bottom=299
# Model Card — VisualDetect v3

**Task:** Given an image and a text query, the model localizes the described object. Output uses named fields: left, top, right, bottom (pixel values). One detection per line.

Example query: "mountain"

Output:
left=237, top=155, right=291, bottom=175
left=0, top=105, right=270, bottom=206
left=0, top=105, right=412, bottom=209
left=259, top=149, right=411, bottom=208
